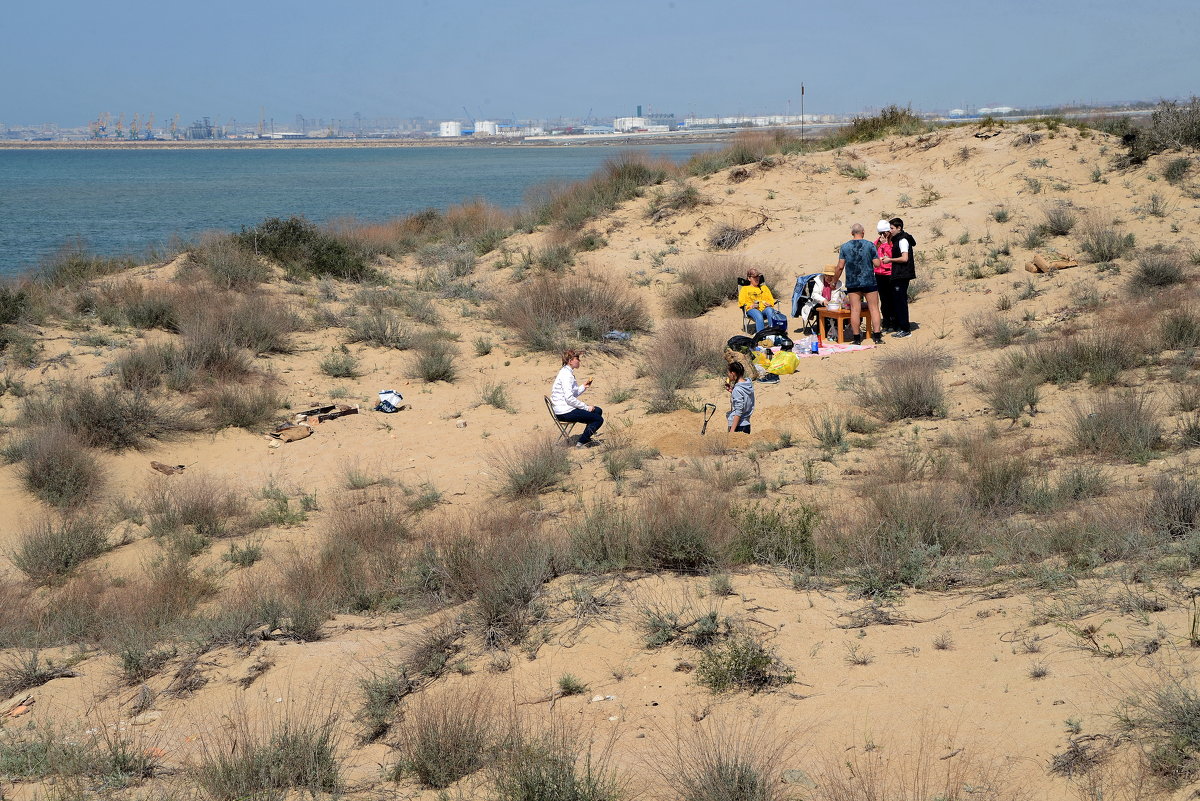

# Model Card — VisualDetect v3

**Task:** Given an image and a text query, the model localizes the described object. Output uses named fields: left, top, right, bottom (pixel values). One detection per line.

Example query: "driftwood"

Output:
left=708, top=211, right=770, bottom=250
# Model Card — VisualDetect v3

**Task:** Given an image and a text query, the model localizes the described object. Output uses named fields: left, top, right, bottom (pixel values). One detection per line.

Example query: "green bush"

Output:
left=236, top=216, right=376, bottom=281
left=696, top=631, right=792, bottom=693
left=34, top=240, right=135, bottom=288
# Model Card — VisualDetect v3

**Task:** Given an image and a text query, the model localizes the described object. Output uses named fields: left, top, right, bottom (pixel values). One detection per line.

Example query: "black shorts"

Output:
left=846, top=284, right=877, bottom=294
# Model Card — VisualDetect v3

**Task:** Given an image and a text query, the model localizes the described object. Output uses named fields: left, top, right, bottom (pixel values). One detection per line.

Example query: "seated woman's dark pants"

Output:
left=556, top=406, right=604, bottom=443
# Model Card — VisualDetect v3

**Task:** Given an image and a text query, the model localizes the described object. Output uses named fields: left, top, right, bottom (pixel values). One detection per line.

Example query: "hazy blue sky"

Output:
left=3, top=0, right=1194, bottom=127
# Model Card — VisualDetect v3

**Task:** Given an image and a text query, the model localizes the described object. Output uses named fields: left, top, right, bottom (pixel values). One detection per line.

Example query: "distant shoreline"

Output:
left=0, top=130, right=745, bottom=151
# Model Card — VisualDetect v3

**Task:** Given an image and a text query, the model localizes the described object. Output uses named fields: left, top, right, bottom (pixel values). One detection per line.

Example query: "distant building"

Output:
left=978, top=106, right=1018, bottom=115
left=613, top=116, right=647, bottom=132
left=473, top=120, right=499, bottom=136
left=438, top=121, right=463, bottom=137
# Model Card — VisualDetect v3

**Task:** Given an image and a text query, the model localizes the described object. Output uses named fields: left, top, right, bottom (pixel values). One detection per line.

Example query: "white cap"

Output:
left=876, top=219, right=890, bottom=233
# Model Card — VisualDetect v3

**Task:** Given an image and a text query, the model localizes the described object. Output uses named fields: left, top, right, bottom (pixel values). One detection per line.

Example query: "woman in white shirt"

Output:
left=550, top=349, right=604, bottom=448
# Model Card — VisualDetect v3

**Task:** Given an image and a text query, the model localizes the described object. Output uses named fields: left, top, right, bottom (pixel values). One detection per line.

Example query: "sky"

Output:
left=2, top=0, right=1195, bottom=128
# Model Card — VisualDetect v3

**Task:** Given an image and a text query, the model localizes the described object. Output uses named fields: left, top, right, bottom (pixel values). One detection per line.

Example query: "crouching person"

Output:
left=726, top=361, right=755, bottom=434
left=551, top=349, right=603, bottom=448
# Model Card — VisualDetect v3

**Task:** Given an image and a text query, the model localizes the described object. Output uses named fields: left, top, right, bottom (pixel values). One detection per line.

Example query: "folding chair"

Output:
left=737, top=277, right=756, bottom=334
left=544, top=395, right=577, bottom=443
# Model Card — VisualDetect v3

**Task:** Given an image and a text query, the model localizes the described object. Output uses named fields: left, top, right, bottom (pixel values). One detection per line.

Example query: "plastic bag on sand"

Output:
left=376, top=389, right=404, bottom=413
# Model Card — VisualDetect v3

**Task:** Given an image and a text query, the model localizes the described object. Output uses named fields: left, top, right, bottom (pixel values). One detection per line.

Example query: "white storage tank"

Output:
left=438, top=121, right=463, bottom=137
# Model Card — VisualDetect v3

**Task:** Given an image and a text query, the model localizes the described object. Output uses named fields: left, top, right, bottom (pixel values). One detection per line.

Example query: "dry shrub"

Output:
left=11, top=516, right=109, bottom=585
left=496, top=274, right=651, bottom=353
left=326, top=495, right=411, bottom=551
left=1160, top=307, right=1200, bottom=349
left=422, top=511, right=555, bottom=646
left=91, top=280, right=181, bottom=330
left=641, top=319, right=724, bottom=412
left=565, top=500, right=639, bottom=573
left=1131, top=250, right=1186, bottom=289
left=191, top=705, right=342, bottom=800
left=20, top=382, right=201, bottom=451
left=180, top=232, right=270, bottom=290
left=695, top=630, right=793, bottom=693
left=1069, top=392, right=1163, bottom=461
left=200, top=382, right=280, bottom=429
left=144, top=474, right=247, bottom=543
left=663, top=717, right=795, bottom=801
left=34, top=239, right=136, bottom=288
left=346, top=308, right=415, bottom=349
left=494, top=436, right=572, bottom=498
left=813, top=723, right=1020, bottom=801
left=532, top=152, right=673, bottom=231
left=956, top=432, right=1032, bottom=511
left=1042, top=202, right=1078, bottom=236
left=1079, top=217, right=1136, bottom=262
left=393, top=686, right=498, bottom=788
left=1005, top=329, right=1142, bottom=386
left=279, top=502, right=410, bottom=616
left=831, top=483, right=977, bottom=596
left=490, top=718, right=622, bottom=801
left=333, top=200, right=513, bottom=257
left=634, top=486, right=732, bottom=573
left=860, top=347, right=951, bottom=421
left=1118, top=670, right=1200, bottom=787
left=16, top=426, right=105, bottom=508
left=114, top=343, right=178, bottom=392
left=177, top=293, right=298, bottom=356
left=668, top=255, right=757, bottom=318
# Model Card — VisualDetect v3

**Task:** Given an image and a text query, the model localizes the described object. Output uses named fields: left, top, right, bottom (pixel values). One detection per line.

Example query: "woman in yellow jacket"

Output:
left=738, top=268, right=788, bottom=332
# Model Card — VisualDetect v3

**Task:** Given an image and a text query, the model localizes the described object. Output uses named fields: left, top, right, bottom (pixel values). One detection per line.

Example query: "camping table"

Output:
left=816, top=307, right=873, bottom=344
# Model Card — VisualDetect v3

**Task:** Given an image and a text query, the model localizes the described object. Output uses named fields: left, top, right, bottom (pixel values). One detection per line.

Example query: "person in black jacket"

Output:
left=880, top=217, right=916, bottom=337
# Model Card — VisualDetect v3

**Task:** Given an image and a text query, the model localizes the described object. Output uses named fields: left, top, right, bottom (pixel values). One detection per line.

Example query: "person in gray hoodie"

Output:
left=726, top=361, right=755, bottom=433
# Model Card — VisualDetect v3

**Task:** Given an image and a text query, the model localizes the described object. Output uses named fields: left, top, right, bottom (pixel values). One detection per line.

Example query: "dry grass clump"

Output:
left=88, top=279, right=182, bottom=330
left=707, top=216, right=767, bottom=250
left=1160, top=307, right=1200, bottom=349
left=494, top=437, right=572, bottom=498
left=191, top=708, right=341, bottom=800
left=835, top=483, right=977, bottom=596
left=14, top=426, right=105, bottom=508
left=978, top=372, right=1039, bottom=420
left=1131, top=250, right=1186, bottom=289
left=334, top=200, right=513, bottom=257
left=860, top=347, right=951, bottom=421
left=1041, top=202, right=1078, bottom=236
left=33, top=239, right=137, bottom=288
left=0, top=651, right=77, bottom=698
left=1069, top=392, right=1163, bottom=461
left=490, top=720, right=623, bottom=801
left=956, top=433, right=1032, bottom=511
left=12, top=516, right=109, bottom=585
left=647, top=181, right=706, bottom=222
left=411, top=338, right=458, bottom=383
left=664, top=719, right=794, bottom=801
left=532, top=152, right=672, bottom=231
left=175, top=294, right=299, bottom=356
left=496, top=274, right=651, bottom=354
left=668, top=255, right=756, bottom=318
left=21, top=382, right=200, bottom=451
left=179, top=232, right=270, bottom=290
left=1118, top=672, right=1200, bottom=786
left=200, top=383, right=281, bottom=429
left=1078, top=218, right=1136, bottom=262
left=1005, top=330, right=1142, bottom=386
left=641, top=319, right=724, bottom=412
left=144, top=474, right=247, bottom=545
left=635, top=488, right=731, bottom=573
left=423, top=518, right=556, bottom=646
left=813, top=726, right=1019, bottom=801
left=392, top=688, right=498, bottom=788
left=346, top=308, right=415, bottom=349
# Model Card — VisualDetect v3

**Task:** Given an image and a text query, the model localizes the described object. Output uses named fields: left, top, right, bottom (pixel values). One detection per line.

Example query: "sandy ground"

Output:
left=1, top=122, right=1199, bottom=799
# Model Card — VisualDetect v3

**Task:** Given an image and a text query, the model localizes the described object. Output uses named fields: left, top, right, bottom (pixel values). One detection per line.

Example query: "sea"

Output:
left=0, top=143, right=721, bottom=278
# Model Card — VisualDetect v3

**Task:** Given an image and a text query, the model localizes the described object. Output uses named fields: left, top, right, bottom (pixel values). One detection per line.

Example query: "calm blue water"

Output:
left=0, top=143, right=718, bottom=276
